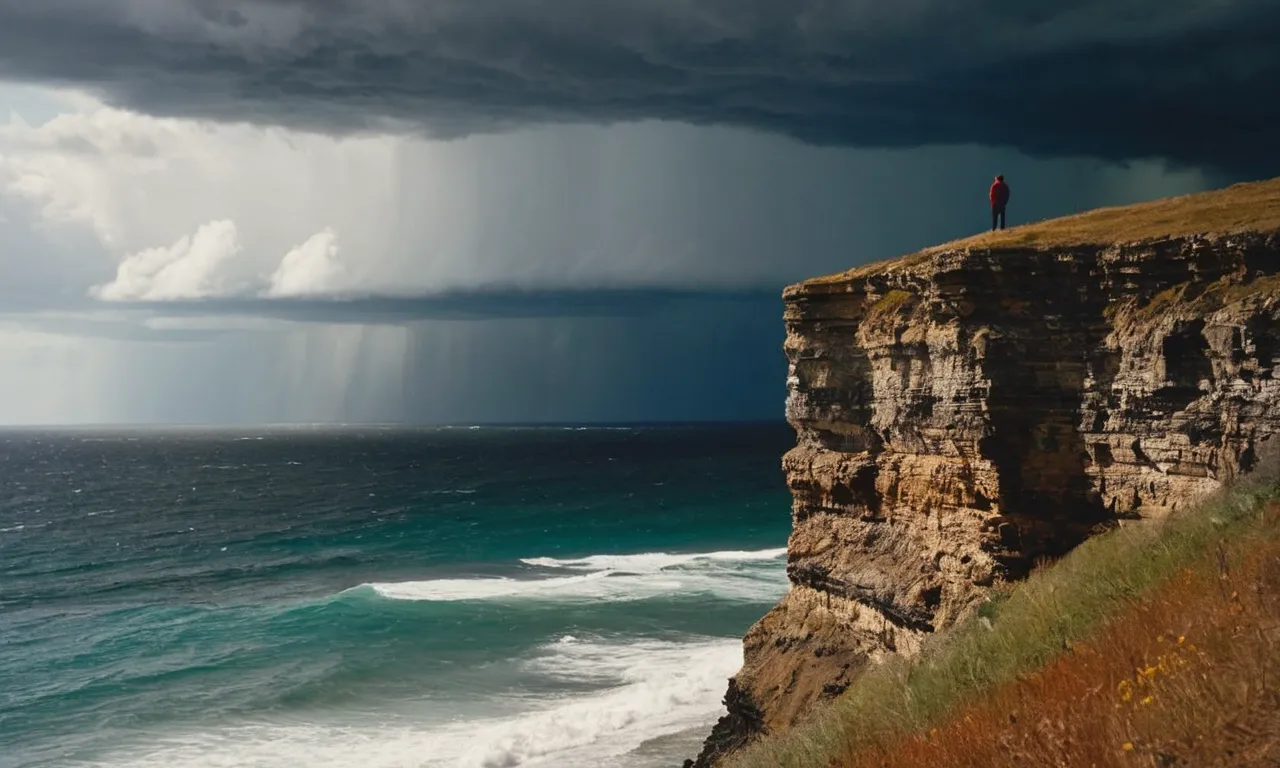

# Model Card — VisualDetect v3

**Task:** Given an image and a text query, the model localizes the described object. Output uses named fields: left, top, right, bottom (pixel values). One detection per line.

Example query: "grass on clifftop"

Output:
left=943, top=175, right=1280, bottom=251
left=810, top=175, right=1280, bottom=285
left=726, top=461, right=1280, bottom=768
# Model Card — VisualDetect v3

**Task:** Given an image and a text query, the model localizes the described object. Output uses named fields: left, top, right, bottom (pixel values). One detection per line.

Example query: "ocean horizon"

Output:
left=0, top=424, right=793, bottom=768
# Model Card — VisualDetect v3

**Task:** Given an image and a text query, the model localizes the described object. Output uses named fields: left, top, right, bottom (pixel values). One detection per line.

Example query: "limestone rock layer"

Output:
left=692, top=233, right=1280, bottom=765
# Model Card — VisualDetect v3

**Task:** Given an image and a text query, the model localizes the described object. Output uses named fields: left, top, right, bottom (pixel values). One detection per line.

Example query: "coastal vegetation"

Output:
left=728, top=457, right=1280, bottom=767
left=809, top=176, right=1280, bottom=285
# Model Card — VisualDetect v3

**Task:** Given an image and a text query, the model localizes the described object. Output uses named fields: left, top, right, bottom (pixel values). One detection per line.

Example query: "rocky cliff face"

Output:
left=692, top=231, right=1280, bottom=766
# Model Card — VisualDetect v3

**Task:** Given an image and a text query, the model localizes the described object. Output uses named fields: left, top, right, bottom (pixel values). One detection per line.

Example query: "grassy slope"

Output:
left=727, top=465, right=1280, bottom=768
left=803, top=175, right=1280, bottom=286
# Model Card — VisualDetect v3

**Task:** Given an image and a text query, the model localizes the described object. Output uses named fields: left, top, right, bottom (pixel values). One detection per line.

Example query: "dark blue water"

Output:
left=0, top=425, right=793, bottom=768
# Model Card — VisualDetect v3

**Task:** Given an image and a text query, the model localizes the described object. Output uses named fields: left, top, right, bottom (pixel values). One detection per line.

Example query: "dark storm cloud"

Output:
left=127, top=287, right=780, bottom=325
left=0, top=1, right=1277, bottom=171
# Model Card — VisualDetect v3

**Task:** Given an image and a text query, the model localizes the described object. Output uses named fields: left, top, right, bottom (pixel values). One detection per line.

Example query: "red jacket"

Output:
left=990, top=179, right=1010, bottom=208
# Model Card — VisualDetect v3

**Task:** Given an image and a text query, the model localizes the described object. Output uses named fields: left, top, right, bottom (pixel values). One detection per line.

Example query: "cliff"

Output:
left=692, top=178, right=1280, bottom=765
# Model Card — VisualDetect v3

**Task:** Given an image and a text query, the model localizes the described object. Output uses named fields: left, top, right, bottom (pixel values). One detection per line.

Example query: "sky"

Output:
left=0, top=1, right=1275, bottom=425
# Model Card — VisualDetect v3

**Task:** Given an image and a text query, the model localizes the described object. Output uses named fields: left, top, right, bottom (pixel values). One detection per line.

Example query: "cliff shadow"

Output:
left=973, top=254, right=1112, bottom=577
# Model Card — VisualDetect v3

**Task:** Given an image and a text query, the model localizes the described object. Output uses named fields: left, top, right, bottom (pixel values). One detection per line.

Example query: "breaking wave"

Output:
left=359, top=548, right=788, bottom=604
left=86, top=637, right=742, bottom=768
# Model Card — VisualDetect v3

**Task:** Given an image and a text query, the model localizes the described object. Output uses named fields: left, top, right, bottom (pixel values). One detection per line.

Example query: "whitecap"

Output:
left=83, top=637, right=741, bottom=768
left=364, top=571, right=612, bottom=602
left=460, top=638, right=741, bottom=766
left=361, top=547, right=787, bottom=604
left=521, top=547, right=787, bottom=572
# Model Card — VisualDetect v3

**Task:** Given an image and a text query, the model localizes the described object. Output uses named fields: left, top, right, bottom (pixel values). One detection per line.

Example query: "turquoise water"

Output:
left=0, top=426, right=793, bottom=768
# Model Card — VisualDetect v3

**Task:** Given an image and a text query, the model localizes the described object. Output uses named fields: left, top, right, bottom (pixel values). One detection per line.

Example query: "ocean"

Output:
left=0, top=425, right=794, bottom=768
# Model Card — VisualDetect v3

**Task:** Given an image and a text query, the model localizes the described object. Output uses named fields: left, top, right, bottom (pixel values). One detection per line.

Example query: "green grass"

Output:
left=726, top=463, right=1280, bottom=768
left=866, top=289, right=917, bottom=319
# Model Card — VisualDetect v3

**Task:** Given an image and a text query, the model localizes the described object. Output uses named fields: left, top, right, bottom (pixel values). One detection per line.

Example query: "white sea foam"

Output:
left=458, top=637, right=741, bottom=767
left=521, top=547, right=787, bottom=572
left=367, top=571, right=615, bottom=602
left=363, top=547, right=787, bottom=604
left=86, top=637, right=741, bottom=768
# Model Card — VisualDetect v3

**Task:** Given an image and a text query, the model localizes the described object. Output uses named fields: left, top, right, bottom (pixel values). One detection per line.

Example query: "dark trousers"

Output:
left=991, top=206, right=1007, bottom=231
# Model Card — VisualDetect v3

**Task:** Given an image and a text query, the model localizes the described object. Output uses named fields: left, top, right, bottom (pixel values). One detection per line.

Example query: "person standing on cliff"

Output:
left=990, top=175, right=1010, bottom=231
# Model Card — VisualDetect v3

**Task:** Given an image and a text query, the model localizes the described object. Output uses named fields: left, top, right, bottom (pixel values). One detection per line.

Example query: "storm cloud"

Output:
left=0, top=1, right=1277, bottom=171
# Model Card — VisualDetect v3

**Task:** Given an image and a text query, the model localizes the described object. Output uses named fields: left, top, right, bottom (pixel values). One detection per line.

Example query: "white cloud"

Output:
left=268, top=228, right=346, bottom=297
left=2, top=88, right=1217, bottom=306
left=0, top=105, right=191, bottom=246
left=93, top=221, right=351, bottom=301
left=93, top=219, right=247, bottom=300
left=0, top=83, right=1225, bottom=426
left=0, top=93, right=401, bottom=282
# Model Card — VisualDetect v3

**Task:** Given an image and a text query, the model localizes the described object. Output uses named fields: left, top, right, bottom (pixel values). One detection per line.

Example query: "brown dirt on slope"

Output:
left=836, top=504, right=1280, bottom=768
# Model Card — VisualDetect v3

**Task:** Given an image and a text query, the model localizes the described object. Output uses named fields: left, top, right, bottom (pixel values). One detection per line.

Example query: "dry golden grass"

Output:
left=726, top=464, right=1280, bottom=768
left=807, top=176, right=1280, bottom=286
left=940, top=177, right=1280, bottom=251
left=837, top=505, right=1280, bottom=768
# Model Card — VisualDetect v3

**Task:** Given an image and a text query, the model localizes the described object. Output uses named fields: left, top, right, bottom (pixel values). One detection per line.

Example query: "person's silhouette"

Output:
left=989, top=175, right=1010, bottom=231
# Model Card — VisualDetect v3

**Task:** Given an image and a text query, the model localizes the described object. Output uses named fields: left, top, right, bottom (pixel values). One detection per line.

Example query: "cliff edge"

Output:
left=692, top=178, right=1280, bottom=765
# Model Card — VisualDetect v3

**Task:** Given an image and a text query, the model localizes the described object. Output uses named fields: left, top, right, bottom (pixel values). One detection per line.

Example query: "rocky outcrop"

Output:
left=692, top=230, right=1280, bottom=766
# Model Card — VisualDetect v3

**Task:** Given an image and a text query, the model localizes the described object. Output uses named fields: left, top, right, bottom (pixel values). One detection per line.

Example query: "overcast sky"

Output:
left=0, top=1, right=1274, bottom=425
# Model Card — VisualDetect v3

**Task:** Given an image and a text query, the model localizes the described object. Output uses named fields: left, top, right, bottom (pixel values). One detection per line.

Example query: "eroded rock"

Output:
left=691, top=232, right=1280, bottom=766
